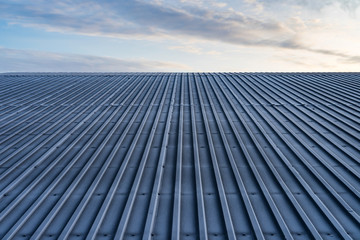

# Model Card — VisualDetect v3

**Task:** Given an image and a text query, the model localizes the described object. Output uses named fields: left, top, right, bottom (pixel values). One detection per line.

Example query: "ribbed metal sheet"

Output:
left=0, top=73, right=359, bottom=240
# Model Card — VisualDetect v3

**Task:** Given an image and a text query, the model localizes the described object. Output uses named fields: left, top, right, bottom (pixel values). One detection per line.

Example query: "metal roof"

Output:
left=0, top=73, right=359, bottom=240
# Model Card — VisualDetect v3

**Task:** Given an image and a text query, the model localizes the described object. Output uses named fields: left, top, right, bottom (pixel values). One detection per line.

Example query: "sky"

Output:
left=1, top=0, right=360, bottom=72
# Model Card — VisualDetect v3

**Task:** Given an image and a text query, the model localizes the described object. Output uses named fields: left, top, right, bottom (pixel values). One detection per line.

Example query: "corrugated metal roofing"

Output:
left=0, top=72, right=359, bottom=240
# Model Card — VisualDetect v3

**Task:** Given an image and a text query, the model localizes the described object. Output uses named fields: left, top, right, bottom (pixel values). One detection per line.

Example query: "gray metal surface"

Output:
left=0, top=73, right=359, bottom=240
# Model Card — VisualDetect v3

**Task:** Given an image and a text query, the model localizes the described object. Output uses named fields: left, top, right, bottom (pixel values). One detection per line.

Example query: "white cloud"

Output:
left=0, top=48, right=191, bottom=72
left=1, top=0, right=360, bottom=68
left=259, top=0, right=360, bottom=12
left=211, top=2, right=227, bottom=8
left=0, top=0, right=293, bottom=47
left=169, top=45, right=221, bottom=55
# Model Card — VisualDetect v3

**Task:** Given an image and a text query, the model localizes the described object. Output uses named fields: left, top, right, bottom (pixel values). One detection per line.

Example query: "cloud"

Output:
left=211, top=2, right=227, bottom=8
left=0, top=48, right=190, bottom=72
left=258, top=0, right=360, bottom=12
left=0, top=0, right=292, bottom=45
left=1, top=0, right=360, bottom=64
left=169, top=45, right=220, bottom=55
left=243, top=0, right=264, bottom=13
left=273, top=39, right=360, bottom=64
left=304, top=0, right=359, bottom=10
left=277, top=55, right=339, bottom=71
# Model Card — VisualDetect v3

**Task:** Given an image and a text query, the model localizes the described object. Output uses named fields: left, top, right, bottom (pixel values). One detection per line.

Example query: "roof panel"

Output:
left=0, top=73, right=359, bottom=239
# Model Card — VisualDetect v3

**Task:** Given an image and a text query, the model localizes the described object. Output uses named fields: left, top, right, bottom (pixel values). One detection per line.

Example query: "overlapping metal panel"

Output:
left=0, top=73, right=359, bottom=239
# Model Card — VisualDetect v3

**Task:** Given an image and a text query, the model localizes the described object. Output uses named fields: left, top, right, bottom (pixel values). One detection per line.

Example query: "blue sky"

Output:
left=1, top=0, right=360, bottom=72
